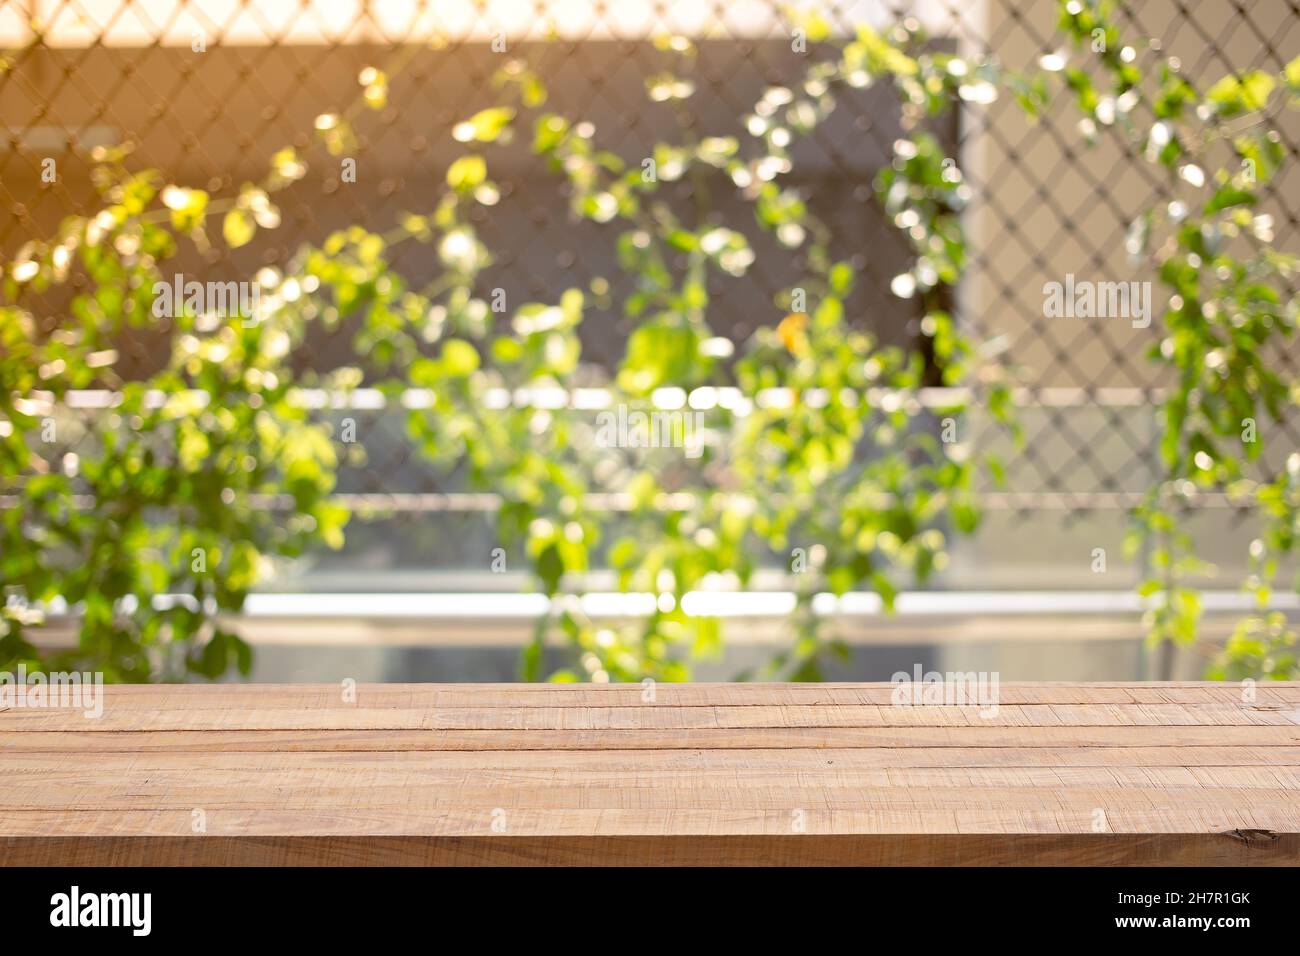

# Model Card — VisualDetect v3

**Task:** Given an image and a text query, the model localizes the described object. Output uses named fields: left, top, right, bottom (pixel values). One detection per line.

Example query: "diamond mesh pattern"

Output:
left=3, top=0, right=1299, bottom=534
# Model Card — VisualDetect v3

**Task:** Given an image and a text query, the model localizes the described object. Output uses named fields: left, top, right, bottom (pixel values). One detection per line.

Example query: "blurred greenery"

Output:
left=2, top=5, right=1296, bottom=683
left=1053, top=0, right=1300, bottom=679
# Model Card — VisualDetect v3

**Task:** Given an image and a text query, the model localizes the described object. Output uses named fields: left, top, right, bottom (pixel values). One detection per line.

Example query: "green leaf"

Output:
left=1205, top=183, right=1256, bottom=214
left=520, top=627, right=545, bottom=681
left=164, top=187, right=209, bottom=233
left=446, top=155, right=487, bottom=192
left=222, top=208, right=255, bottom=248
left=865, top=571, right=894, bottom=610
left=533, top=115, right=568, bottom=154
left=828, top=261, right=854, bottom=296
left=441, top=338, right=480, bottom=376
left=456, top=107, right=515, bottom=143
left=1205, top=70, right=1275, bottom=118
left=1285, top=54, right=1300, bottom=92
left=536, top=543, right=564, bottom=594
left=784, top=6, right=832, bottom=43
left=617, top=320, right=708, bottom=393
left=492, top=337, right=524, bottom=363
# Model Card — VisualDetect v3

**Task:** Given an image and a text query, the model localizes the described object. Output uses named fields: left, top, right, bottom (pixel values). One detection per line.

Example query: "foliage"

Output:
left=3, top=6, right=1296, bottom=684
left=1, top=149, right=343, bottom=679
left=1051, top=0, right=1300, bottom=678
left=287, top=20, right=1014, bottom=682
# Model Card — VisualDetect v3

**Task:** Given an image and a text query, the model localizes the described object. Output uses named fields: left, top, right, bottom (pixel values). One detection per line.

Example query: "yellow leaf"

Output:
left=223, top=208, right=255, bottom=248
left=777, top=312, right=809, bottom=354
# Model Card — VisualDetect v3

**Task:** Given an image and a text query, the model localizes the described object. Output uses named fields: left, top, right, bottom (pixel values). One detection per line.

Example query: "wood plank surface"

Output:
left=1, top=682, right=1297, bottom=866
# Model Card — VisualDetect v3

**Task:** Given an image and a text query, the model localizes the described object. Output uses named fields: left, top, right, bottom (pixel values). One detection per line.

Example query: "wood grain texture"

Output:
left=1, top=682, right=1297, bottom=866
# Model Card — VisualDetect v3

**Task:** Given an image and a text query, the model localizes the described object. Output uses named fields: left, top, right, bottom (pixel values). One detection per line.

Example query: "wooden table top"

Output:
left=2, top=681, right=1298, bottom=866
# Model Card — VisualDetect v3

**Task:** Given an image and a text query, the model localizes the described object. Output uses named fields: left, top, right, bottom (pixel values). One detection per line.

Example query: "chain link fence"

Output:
left=3, top=0, right=1299, bottom=590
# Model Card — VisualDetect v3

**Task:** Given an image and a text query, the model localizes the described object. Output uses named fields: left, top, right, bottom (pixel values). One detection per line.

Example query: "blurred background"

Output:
left=3, top=0, right=1299, bottom=682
